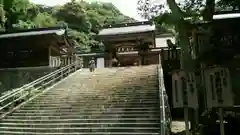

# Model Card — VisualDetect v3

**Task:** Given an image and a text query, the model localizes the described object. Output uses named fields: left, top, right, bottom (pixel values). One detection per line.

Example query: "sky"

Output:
left=31, top=0, right=146, bottom=21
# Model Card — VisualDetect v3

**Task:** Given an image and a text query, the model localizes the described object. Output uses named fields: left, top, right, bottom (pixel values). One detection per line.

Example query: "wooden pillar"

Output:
left=48, top=47, right=52, bottom=67
left=64, top=57, right=67, bottom=66
left=141, top=54, right=144, bottom=65
left=138, top=55, right=142, bottom=66
left=68, top=57, right=70, bottom=65
left=109, top=52, right=113, bottom=67
left=160, top=49, right=164, bottom=65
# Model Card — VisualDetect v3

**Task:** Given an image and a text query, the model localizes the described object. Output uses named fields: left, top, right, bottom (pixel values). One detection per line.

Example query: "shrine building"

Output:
left=79, top=21, right=181, bottom=68
left=0, top=27, right=75, bottom=69
left=0, top=27, right=75, bottom=93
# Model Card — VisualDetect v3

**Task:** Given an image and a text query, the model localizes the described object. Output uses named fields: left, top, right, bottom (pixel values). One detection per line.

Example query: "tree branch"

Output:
left=166, top=0, right=184, bottom=19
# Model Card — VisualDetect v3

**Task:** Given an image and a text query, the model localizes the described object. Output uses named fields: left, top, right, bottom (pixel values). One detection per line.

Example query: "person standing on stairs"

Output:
left=89, top=57, right=96, bottom=72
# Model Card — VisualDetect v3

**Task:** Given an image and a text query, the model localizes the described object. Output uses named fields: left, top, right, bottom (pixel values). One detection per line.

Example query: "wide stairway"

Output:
left=0, top=65, right=161, bottom=135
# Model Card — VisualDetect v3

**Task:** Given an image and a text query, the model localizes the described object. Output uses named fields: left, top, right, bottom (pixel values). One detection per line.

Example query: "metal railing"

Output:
left=158, top=55, right=172, bottom=135
left=0, top=62, right=81, bottom=115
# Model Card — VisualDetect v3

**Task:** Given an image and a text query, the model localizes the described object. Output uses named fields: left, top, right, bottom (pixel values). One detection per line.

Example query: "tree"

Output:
left=33, top=13, right=57, bottom=28
left=137, top=0, right=216, bottom=70
left=0, top=0, right=136, bottom=53
left=4, top=0, right=30, bottom=30
left=54, top=1, right=92, bottom=33
left=53, top=0, right=135, bottom=53
left=217, top=0, right=240, bottom=10
left=137, top=0, right=164, bottom=20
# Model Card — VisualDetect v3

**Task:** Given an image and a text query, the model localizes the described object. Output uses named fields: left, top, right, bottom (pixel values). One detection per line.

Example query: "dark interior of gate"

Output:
left=0, top=27, right=74, bottom=95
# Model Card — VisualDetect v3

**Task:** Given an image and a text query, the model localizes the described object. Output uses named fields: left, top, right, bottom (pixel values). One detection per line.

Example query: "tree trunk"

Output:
left=177, top=22, right=195, bottom=71
left=202, top=0, right=215, bottom=21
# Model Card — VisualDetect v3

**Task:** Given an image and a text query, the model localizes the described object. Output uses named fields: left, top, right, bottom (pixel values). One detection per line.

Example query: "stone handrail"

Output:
left=0, top=62, right=81, bottom=115
left=158, top=54, right=172, bottom=135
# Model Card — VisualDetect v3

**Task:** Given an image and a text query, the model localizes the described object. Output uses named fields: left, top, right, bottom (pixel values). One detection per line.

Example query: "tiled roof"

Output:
left=0, top=27, right=66, bottom=39
left=98, top=24, right=155, bottom=36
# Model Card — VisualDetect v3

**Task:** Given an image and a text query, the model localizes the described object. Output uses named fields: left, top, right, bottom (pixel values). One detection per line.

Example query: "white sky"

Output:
left=31, top=0, right=146, bottom=21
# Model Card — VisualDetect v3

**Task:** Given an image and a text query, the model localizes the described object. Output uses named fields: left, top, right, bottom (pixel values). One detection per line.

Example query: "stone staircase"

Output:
left=0, top=65, right=161, bottom=135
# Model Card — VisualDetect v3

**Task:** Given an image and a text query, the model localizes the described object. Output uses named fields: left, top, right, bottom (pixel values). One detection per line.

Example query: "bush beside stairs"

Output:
left=0, top=65, right=161, bottom=135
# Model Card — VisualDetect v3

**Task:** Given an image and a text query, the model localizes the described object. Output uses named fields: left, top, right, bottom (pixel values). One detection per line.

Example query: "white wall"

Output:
left=97, top=58, right=105, bottom=68
left=155, top=36, right=175, bottom=48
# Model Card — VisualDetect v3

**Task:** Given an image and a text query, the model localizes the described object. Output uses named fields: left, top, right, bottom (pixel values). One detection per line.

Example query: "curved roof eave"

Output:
left=98, top=24, right=156, bottom=36
left=0, top=28, right=66, bottom=39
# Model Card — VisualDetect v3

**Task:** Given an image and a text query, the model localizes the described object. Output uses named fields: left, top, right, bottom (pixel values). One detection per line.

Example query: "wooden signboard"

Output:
left=204, top=67, right=233, bottom=108
left=172, top=70, right=198, bottom=109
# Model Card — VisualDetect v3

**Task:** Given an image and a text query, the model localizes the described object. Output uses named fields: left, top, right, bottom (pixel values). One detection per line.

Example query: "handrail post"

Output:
left=27, top=87, right=31, bottom=99
left=61, top=68, right=64, bottom=79
left=68, top=65, right=71, bottom=75
left=68, top=61, right=71, bottom=75
left=52, top=74, right=55, bottom=84
left=74, top=62, right=77, bottom=71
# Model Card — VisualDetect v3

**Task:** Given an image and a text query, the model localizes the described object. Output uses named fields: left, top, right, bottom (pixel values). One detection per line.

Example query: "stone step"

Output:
left=0, top=122, right=159, bottom=128
left=33, top=96, right=159, bottom=100
left=15, top=107, right=159, bottom=113
left=36, top=95, right=158, bottom=99
left=1, top=66, right=161, bottom=134
left=9, top=113, right=159, bottom=118
left=40, top=89, right=158, bottom=93
left=20, top=106, right=158, bottom=110
left=67, top=76, right=157, bottom=78
left=37, top=94, right=158, bottom=98
left=25, top=102, right=159, bottom=107
left=11, top=110, right=159, bottom=116
left=74, top=77, right=157, bottom=81
left=2, top=117, right=160, bottom=122
left=43, top=90, right=158, bottom=94
left=0, top=131, right=160, bottom=135
left=0, top=126, right=160, bottom=133
left=28, top=100, right=159, bottom=105
left=23, top=102, right=158, bottom=107
left=65, top=80, right=157, bottom=84
left=6, top=114, right=160, bottom=119
left=28, top=100, right=158, bottom=104
left=76, top=74, right=157, bottom=77
left=44, top=87, right=158, bottom=92
left=31, top=98, right=159, bottom=103
left=28, top=100, right=159, bottom=104
left=35, top=92, right=158, bottom=95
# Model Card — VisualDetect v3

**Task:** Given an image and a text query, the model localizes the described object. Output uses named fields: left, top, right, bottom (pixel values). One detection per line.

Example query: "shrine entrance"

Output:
left=97, top=21, right=158, bottom=67
left=117, top=53, right=139, bottom=66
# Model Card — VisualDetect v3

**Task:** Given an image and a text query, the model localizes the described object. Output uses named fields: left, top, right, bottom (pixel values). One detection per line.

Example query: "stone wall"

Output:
left=0, top=67, right=56, bottom=95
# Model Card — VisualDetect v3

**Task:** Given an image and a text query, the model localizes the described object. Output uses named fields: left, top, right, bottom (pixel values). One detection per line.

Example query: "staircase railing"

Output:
left=0, top=62, right=81, bottom=115
left=158, top=55, right=172, bottom=135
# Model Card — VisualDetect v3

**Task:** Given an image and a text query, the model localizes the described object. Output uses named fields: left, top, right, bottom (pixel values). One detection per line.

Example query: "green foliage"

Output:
left=33, top=13, right=57, bottom=28
left=216, top=0, right=240, bottom=10
left=0, top=0, right=135, bottom=53
left=137, top=0, right=165, bottom=20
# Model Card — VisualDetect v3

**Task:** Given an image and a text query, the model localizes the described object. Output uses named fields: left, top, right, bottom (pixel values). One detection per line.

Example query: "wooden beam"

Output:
left=100, top=31, right=154, bottom=41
